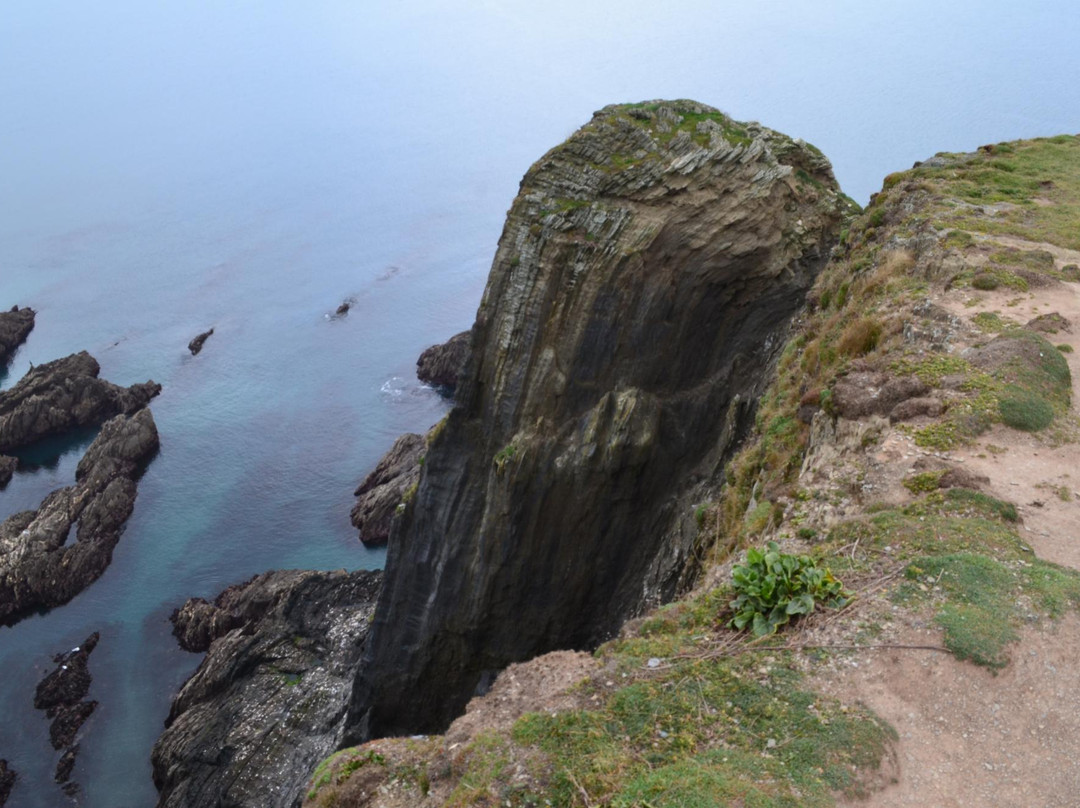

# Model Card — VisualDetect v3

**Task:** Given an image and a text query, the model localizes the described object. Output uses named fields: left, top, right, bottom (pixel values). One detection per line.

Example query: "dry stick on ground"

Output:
left=565, top=769, right=594, bottom=808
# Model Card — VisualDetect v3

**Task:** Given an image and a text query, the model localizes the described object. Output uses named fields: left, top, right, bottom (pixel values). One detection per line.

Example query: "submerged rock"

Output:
left=187, top=328, right=214, bottom=355
left=0, top=306, right=35, bottom=365
left=153, top=568, right=382, bottom=808
left=353, top=100, right=848, bottom=737
left=0, top=409, right=160, bottom=626
left=350, top=432, right=424, bottom=546
left=33, top=632, right=100, bottom=789
left=0, top=760, right=15, bottom=807
left=0, top=351, right=160, bottom=453
left=416, top=330, right=470, bottom=393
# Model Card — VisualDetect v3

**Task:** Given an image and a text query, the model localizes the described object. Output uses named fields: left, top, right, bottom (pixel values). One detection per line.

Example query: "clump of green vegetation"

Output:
left=511, top=654, right=895, bottom=808
left=971, top=311, right=1015, bottom=333
left=1058, top=343, right=1074, bottom=353
left=999, top=387, right=1055, bottom=431
left=493, top=443, right=518, bottom=471
left=729, top=542, right=851, bottom=636
left=903, top=471, right=945, bottom=493
left=942, top=229, right=974, bottom=249
left=837, top=316, right=883, bottom=356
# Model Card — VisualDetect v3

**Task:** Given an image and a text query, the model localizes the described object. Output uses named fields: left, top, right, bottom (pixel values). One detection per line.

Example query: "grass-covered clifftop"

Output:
left=305, top=133, right=1080, bottom=807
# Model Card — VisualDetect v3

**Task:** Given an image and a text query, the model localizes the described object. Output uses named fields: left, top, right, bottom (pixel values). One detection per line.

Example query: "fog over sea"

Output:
left=1, top=2, right=1077, bottom=804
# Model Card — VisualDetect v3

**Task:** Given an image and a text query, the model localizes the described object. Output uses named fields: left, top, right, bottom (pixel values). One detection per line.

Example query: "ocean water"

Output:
left=1, top=2, right=1077, bottom=805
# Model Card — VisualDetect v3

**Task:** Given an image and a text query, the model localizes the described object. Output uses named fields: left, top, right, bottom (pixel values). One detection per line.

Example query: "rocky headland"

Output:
left=0, top=407, right=159, bottom=626
left=152, top=568, right=382, bottom=808
left=0, top=351, right=160, bottom=453
left=352, top=100, right=849, bottom=737
left=415, top=330, right=470, bottom=393
left=0, top=306, right=35, bottom=366
left=306, top=132, right=1080, bottom=807
left=0, top=456, right=15, bottom=490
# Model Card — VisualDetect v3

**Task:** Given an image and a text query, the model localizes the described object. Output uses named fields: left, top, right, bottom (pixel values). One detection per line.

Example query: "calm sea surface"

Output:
left=1, top=2, right=1077, bottom=805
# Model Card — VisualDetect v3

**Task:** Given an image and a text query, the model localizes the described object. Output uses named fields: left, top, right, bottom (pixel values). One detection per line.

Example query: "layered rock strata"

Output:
left=34, top=632, right=100, bottom=792
left=352, top=100, right=848, bottom=736
left=0, top=306, right=35, bottom=364
left=152, top=569, right=382, bottom=808
left=0, top=408, right=159, bottom=626
left=0, top=351, right=160, bottom=453
left=416, top=330, right=470, bottom=392
left=350, top=432, right=424, bottom=546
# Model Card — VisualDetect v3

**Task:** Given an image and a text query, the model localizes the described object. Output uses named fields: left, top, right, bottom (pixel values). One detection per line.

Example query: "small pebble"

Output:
left=647, top=658, right=660, bottom=668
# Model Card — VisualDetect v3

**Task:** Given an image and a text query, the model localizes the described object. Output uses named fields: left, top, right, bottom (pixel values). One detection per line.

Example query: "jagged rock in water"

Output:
left=0, top=456, right=15, bottom=490
left=0, top=307, right=35, bottom=365
left=0, top=351, right=160, bottom=453
left=350, top=432, right=424, bottom=546
left=152, top=569, right=382, bottom=808
left=0, top=760, right=15, bottom=807
left=0, top=409, right=159, bottom=626
left=33, top=632, right=100, bottom=790
left=416, top=330, right=470, bottom=392
left=187, top=328, right=214, bottom=355
left=352, top=100, right=848, bottom=737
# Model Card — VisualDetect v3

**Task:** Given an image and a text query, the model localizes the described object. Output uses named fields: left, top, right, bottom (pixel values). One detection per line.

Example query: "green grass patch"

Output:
left=511, top=655, right=895, bottom=808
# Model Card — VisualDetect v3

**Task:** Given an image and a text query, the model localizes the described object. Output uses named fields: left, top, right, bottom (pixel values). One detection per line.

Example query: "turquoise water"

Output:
left=2, top=1, right=1078, bottom=805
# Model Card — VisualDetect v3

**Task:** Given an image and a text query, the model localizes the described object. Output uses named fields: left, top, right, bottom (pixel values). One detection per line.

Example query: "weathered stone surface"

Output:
left=889, top=396, right=944, bottom=422
left=0, top=306, right=35, bottom=365
left=0, top=409, right=159, bottom=626
left=0, top=760, right=15, bottom=807
left=350, top=432, right=424, bottom=546
left=187, top=328, right=214, bottom=355
left=416, top=331, right=470, bottom=392
left=352, top=100, right=848, bottom=737
left=153, top=568, right=382, bottom=808
left=0, top=351, right=160, bottom=453
left=833, top=373, right=929, bottom=420
left=0, top=456, right=15, bottom=490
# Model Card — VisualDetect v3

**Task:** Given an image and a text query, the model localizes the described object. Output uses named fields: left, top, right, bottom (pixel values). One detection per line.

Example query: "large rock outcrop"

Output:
left=0, top=306, right=35, bottom=364
left=0, top=351, right=160, bottom=453
left=0, top=408, right=159, bottom=626
left=0, top=761, right=15, bottom=807
left=352, top=101, right=848, bottom=737
left=350, top=432, right=425, bottom=546
left=152, top=569, right=382, bottom=808
left=416, top=331, right=470, bottom=392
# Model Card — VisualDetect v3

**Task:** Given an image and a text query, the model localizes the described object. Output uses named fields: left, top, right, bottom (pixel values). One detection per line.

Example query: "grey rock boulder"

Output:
left=416, top=331, right=470, bottom=393
left=350, top=432, right=425, bottom=546
left=0, top=306, right=35, bottom=364
left=152, top=569, right=382, bottom=808
left=0, top=409, right=159, bottom=626
left=0, top=351, right=160, bottom=453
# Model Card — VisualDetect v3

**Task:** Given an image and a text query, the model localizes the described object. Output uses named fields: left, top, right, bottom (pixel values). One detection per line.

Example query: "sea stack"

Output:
left=352, top=100, right=850, bottom=736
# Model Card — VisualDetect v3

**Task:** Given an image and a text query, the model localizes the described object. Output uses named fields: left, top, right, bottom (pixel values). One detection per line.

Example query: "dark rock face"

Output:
left=152, top=569, right=383, bottom=808
left=0, top=456, right=15, bottom=490
left=0, top=760, right=15, bottom=807
left=416, top=330, right=470, bottom=392
left=0, top=306, right=35, bottom=365
left=352, top=101, right=848, bottom=737
left=350, top=432, right=424, bottom=546
left=187, top=328, right=214, bottom=355
left=33, top=632, right=100, bottom=788
left=0, top=408, right=159, bottom=626
left=0, top=351, right=160, bottom=453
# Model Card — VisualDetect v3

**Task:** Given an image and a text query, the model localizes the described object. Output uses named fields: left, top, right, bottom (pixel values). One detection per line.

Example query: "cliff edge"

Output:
left=353, top=100, right=849, bottom=737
